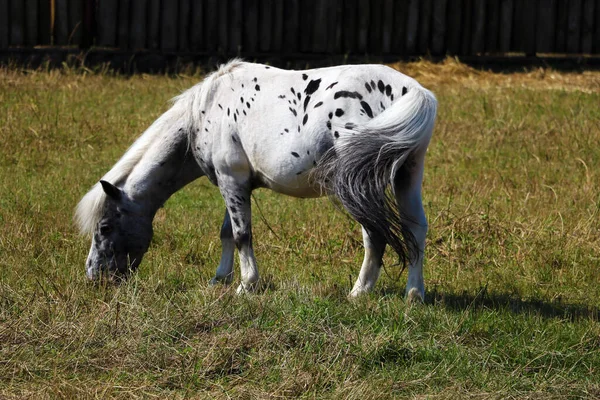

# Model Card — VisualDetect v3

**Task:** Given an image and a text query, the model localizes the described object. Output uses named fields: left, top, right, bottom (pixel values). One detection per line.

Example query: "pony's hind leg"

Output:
left=218, top=178, right=259, bottom=294
left=394, top=154, right=428, bottom=303
left=209, top=210, right=235, bottom=285
left=349, top=227, right=386, bottom=297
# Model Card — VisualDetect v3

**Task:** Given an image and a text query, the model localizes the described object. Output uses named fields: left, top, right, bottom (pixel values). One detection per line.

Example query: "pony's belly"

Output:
left=256, top=168, right=323, bottom=198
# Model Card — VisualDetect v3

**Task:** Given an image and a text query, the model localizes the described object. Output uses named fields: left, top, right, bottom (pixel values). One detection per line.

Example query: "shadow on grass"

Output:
left=426, top=285, right=600, bottom=322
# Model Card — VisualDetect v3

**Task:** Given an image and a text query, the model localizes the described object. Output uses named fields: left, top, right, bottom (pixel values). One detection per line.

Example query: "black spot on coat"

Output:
left=303, top=96, right=310, bottom=112
left=303, top=114, right=308, bottom=125
left=360, top=101, right=373, bottom=118
left=365, top=82, right=372, bottom=93
left=302, top=73, right=308, bottom=80
left=289, top=107, right=297, bottom=117
left=255, top=84, right=260, bottom=91
left=378, top=80, right=385, bottom=93
left=304, top=79, right=322, bottom=95
left=314, top=101, right=323, bottom=108
left=385, top=85, right=392, bottom=96
left=291, top=152, right=300, bottom=158
left=335, top=108, right=345, bottom=117
left=402, top=86, right=408, bottom=96
left=326, top=82, right=338, bottom=90
left=334, top=91, right=363, bottom=100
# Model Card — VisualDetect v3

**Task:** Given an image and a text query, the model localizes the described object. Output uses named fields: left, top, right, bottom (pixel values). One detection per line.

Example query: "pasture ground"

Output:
left=1, top=59, right=599, bottom=399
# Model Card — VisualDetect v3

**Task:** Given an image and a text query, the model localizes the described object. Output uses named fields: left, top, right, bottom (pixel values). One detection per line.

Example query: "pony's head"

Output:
left=83, top=180, right=153, bottom=281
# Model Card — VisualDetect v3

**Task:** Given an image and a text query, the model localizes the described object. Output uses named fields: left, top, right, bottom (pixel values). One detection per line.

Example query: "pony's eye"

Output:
left=100, top=225, right=113, bottom=235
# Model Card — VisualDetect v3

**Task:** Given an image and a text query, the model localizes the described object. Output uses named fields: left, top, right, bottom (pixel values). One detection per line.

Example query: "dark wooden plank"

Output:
left=522, top=0, right=538, bottom=55
left=129, top=0, right=147, bottom=50
left=405, top=0, right=419, bottom=54
left=69, top=0, right=83, bottom=45
left=205, top=0, right=219, bottom=52
left=446, top=0, right=463, bottom=55
left=97, top=0, right=118, bottom=47
left=260, top=0, right=273, bottom=52
left=484, top=0, right=500, bottom=53
left=381, top=0, right=394, bottom=53
left=431, top=0, right=447, bottom=55
left=566, top=0, right=582, bottom=53
left=117, top=0, right=131, bottom=49
left=189, top=0, right=204, bottom=51
left=218, top=0, right=228, bottom=53
left=536, top=0, right=557, bottom=53
left=0, top=0, right=8, bottom=48
left=323, top=0, right=340, bottom=53
left=9, top=0, right=25, bottom=45
left=81, top=0, right=97, bottom=48
left=418, top=0, right=432, bottom=55
left=581, top=0, right=595, bottom=53
left=38, top=0, right=52, bottom=45
left=331, top=0, right=343, bottom=53
left=283, top=0, right=299, bottom=54
left=313, top=0, right=328, bottom=53
left=204, top=0, right=218, bottom=51
left=369, top=0, right=383, bottom=54
left=554, top=0, right=568, bottom=52
left=356, top=0, right=370, bottom=53
left=460, top=0, right=473, bottom=55
left=54, top=0, right=69, bottom=45
left=161, top=0, right=179, bottom=51
left=244, top=0, right=259, bottom=53
left=229, top=0, right=243, bottom=54
left=499, top=0, right=514, bottom=52
left=25, top=0, right=39, bottom=46
left=179, top=0, right=190, bottom=51
left=471, top=0, right=486, bottom=54
left=595, top=0, right=600, bottom=53
left=300, top=0, right=314, bottom=52
left=342, top=0, right=357, bottom=53
left=272, top=0, right=283, bottom=52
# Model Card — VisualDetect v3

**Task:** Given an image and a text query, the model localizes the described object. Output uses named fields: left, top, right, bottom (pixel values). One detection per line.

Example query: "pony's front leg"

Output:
left=349, top=227, right=386, bottom=297
left=218, top=178, right=259, bottom=294
left=209, top=210, right=235, bottom=285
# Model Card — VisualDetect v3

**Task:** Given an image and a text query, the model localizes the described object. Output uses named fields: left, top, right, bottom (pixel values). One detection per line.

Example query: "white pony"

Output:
left=75, top=60, right=437, bottom=302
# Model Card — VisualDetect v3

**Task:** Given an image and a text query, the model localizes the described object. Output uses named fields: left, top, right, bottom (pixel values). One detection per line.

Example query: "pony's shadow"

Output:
left=424, top=285, right=600, bottom=322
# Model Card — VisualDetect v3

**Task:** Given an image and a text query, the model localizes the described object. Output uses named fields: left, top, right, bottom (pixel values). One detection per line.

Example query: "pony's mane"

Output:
left=75, top=59, right=246, bottom=236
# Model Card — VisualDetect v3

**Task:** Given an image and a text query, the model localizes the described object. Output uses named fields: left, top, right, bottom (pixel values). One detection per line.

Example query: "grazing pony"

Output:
left=75, top=60, right=437, bottom=302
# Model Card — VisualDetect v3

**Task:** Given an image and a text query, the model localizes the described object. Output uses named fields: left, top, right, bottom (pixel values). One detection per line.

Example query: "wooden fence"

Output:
left=1, top=0, right=600, bottom=57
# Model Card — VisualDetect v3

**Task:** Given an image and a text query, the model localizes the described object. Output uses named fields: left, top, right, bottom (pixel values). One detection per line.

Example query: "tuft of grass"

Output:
left=1, top=62, right=599, bottom=398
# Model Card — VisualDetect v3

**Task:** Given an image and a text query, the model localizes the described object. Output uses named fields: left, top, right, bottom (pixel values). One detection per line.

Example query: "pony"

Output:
left=75, top=59, right=437, bottom=302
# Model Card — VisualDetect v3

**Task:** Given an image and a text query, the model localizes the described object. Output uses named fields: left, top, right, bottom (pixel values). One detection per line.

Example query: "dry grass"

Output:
left=391, top=57, right=600, bottom=93
left=1, top=60, right=599, bottom=398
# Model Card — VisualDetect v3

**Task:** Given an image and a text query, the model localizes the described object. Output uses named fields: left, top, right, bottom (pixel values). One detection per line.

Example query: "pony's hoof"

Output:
left=236, top=282, right=257, bottom=294
left=209, top=276, right=232, bottom=286
left=406, top=287, right=424, bottom=305
left=348, top=287, right=369, bottom=299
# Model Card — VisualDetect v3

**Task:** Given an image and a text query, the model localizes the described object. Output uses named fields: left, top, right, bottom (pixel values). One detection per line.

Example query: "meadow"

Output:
left=1, top=59, right=599, bottom=399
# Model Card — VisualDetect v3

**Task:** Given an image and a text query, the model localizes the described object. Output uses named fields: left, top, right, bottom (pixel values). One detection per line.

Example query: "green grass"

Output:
left=1, top=65, right=599, bottom=399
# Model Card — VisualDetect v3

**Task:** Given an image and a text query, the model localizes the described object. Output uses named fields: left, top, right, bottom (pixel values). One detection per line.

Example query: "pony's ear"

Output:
left=100, top=180, right=123, bottom=201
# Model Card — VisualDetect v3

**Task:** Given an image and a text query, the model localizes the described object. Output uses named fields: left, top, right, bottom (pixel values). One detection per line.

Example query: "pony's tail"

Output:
left=314, top=85, right=437, bottom=264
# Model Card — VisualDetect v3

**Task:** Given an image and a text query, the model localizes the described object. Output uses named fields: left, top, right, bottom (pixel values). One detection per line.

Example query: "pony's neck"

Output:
left=123, top=127, right=203, bottom=218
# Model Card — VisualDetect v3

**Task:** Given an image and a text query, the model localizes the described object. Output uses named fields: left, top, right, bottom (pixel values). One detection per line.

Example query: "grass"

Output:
left=1, top=60, right=599, bottom=398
